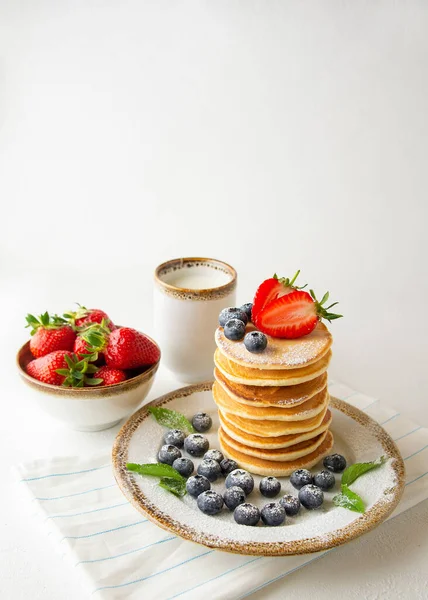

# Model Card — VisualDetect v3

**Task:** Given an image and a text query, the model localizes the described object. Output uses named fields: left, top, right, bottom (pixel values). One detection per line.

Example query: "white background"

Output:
left=1, top=2, right=427, bottom=599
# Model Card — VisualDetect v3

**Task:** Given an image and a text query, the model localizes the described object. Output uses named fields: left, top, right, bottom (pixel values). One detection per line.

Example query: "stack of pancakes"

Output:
left=213, top=322, right=334, bottom=476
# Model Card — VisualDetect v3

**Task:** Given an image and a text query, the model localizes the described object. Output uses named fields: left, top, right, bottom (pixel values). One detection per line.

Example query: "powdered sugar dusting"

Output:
left=215, top=322, right=332, bottom=368
left=124, top=389, right=400, bottom=547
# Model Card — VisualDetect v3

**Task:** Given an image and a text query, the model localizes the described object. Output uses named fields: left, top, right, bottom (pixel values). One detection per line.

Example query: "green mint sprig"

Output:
left=126, top=463, right=187, bottom=498
left=332, top=456, right=387, bottom=514
left=147, top=406, right=195, bottom=434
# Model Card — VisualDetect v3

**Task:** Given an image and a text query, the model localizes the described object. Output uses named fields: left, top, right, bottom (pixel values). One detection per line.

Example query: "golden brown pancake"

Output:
left=219, top=428, right=334, bottom=476
left=219, top=404, right=329, bottom=437
left=215, top=322, right=332, bottom=370
left=219, top=409, right=332, bottom=449
left=221, top=428, right=328, bottom=462
left=212, top=380, right=329, bottom=422
left=214, top=368, right=328, bottom=408
left=214, top=348, right=332, bottom=386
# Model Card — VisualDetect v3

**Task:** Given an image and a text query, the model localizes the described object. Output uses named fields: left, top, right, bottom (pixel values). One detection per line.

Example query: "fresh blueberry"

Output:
left=290, top=469, right=314, bottom=490
left=259, top=476, right=281, bottom=498
left=234, top=503, right=260, bottom=526
left=186, top=474, right=211, bottom=498
left=299, top=484, right=324, bottom=510
left=323, top=454, right=347, bottom=473
left=164, top=429, right=186, bottom=448
left=224, top=319, right=246, bottom=341
left=240, top=303, right=253, bottom=323
left=279, top=494, right=301, bottom=516
left=197, top=459, right=222, bottom=482
left=244, top=331, right=268, bottom=354
left=223, top=486, right=246, bottom=511
left=225, top=469, right=254, bottom=495
left=204, top=449, right=224, bottom=463
left=197, top=490, right=224, bottom=515
left=220, top=458, right=239, bottom=475
left=158, top=444, right=181, bottom=465
left=184, top=433, right=209, bottom=457
left=313, top=470, right=336, bottom=491
left=219, top=307, right=248, bottom=327
left=192, top=413, right=212, bottom=433
left=172, top=457, right=194, bottom=478
left=261, top=502, right=286, bottom=526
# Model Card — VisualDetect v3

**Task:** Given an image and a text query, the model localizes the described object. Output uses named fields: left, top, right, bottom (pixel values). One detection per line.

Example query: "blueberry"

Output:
left=244, top=331, right=268, bottom=354
left=323, top=454, right=347, bottom=473
left=224, top=319, right=246, bottom=341
left=186, top=474, right=211, bottom=498
left=261, top=502, right=286, bottom=526
left=184, top=433, right=209, bottom=457
left=279, top=494, right=301, bottom=516
left=220, top=458, right=239, bottom=475
left=290, top=469, right=313, bottom=490
left=219, top=307, right=248, bottom=327
left=197, top=459, right=222, bottom=482
left=240, top=303, right=253, bottom=323
left=299, top=484, right=324, bottom=510
left=204, top=449, right=224, bottom=463
left=225, top=469, right=254, bottom=495
left=158, top=444, right=181, bottom=465
left=259, top=476, right=281, bottom=498
left=313, top=470, right=336, bottom=491
left=234, top=503, right=260, bottom=526
left=172, top=457, right=194, bottom=478
left=223, top=486, right=246, bottom=510
left=192, top=413, right=212, bottom=433
left=197, top=490, right=224, bottom=515
left=164, top=429, right=186, bottom=448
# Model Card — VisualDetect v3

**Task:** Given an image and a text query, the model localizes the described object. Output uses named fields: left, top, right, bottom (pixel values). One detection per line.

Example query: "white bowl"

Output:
left=17, top=335, right=160, bottom=431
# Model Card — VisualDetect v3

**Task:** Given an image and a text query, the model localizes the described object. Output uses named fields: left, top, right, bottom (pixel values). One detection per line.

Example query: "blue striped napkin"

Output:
left=16, top=381, right=428, bottom=600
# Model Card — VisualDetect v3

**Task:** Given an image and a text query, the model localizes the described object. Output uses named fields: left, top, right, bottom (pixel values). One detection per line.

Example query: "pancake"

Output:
left=215, top=322, right=332, bottom=370
left=212, top=380, right=329, bottom=422
left=214, top=368, right=328, bottom=408
left=214, top=348, right=332, bottom=386
left=219, top=408, right=332, bottom=449
left=219, top=428, right=334, bottom=476
left=219, top=404, right=329, bottom=437
left=220, top=427, right=328, bottom=462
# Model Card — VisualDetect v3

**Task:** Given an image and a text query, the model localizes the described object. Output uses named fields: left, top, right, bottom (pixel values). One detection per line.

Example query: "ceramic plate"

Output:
left=112, top=382, right=405, bottom=556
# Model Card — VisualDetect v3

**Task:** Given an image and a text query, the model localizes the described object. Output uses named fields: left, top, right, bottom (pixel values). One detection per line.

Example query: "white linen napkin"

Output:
left=15, top=380, right=428, bottom=600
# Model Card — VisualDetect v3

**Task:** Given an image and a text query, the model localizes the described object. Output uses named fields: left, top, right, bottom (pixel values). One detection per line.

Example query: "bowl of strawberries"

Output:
left=17, top=305, right=161, bottom=431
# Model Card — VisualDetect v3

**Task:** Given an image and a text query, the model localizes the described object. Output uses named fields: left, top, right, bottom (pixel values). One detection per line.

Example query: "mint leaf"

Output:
left=341, top=456, right=386, bottom=486
left=333, top=484, right=365, bottom=513
left=126, top=462, right=184, bottom=482
left=159, top=477, right=187, bottom=497
left=147, top=406, right=195, bottom=433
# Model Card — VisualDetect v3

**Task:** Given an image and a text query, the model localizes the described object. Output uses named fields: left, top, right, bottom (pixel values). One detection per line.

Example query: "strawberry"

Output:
left=63, top=305, right=115, bottom=331
left=252, top=271, right=306, bottom=325
left=73, top=321, right=110, bottom=362
left=105, top=327, right=160, bottom=370
left=26, top=312, right=76, bottom=358
left=94, top=366, right=126, bottom=386
left=256, top=289, right=342, bottom=339
left=27, top=351, right=103, bottom=387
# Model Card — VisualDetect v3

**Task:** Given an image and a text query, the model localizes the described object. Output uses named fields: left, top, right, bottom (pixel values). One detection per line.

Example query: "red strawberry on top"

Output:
left=252, top=271, right=306, bottom=325
left=256, top=289, right=342, bottom=339
left=63, top=305, right=115, bottom=331
left=26, top=312, right=76, bottom=358
left=105, top=327, right=160, bottom=370
left=94, top=366, right=126, bottom=386
left=27, top=351, right=103, bottom=387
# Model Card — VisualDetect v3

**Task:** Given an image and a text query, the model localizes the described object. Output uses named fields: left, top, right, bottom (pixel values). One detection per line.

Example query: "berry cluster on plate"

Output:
left=24, top=305, right=160, bottom=387
left=219, top=270, right=342, bottom=352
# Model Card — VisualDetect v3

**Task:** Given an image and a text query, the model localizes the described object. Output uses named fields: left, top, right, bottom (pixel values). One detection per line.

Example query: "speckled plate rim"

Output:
left=112, top=382, right=405, bottom=557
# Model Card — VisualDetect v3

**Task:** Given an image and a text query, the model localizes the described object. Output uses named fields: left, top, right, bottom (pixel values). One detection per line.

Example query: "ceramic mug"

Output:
left=154, top=257, right=237, bottom=383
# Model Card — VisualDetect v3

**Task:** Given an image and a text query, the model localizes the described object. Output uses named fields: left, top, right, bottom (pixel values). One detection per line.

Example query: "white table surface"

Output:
left=1, top=275, right=427, bottom=600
